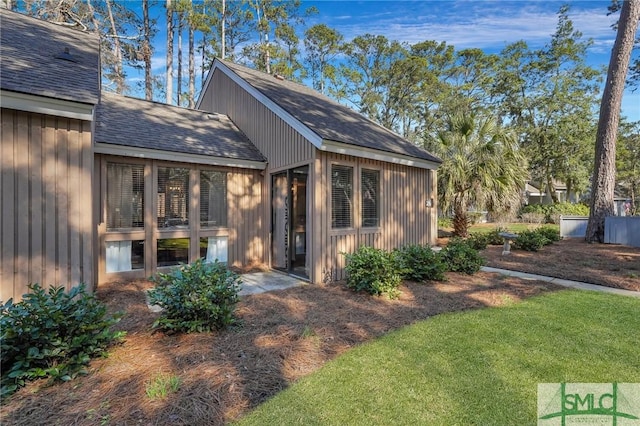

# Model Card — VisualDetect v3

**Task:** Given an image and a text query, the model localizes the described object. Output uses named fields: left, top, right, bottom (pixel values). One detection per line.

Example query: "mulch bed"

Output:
left=1, top=273, right=562, bottom=426
left=481, top=238, right=640, bottom=292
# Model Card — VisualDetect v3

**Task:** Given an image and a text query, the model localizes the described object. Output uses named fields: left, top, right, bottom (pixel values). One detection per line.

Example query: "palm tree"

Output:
left=432, top=114, right=528, bottom=237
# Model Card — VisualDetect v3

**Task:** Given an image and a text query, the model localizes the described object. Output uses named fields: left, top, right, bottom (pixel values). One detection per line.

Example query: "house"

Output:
left=0, top=9, right=441, bottom=301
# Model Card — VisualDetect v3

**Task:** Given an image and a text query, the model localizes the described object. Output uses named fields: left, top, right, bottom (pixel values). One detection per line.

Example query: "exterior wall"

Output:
left=311, top=152, right=437, bottom=283
left=1, top=109, right=93, bottom=301
left=96, top=155, right=264, bottom=284
left=199, top=71, right=315, bottom=169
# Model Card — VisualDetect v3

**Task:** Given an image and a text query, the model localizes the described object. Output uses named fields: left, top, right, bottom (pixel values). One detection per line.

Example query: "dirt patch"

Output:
left=481, top=238, right=640, bottom=292
left=1, top=273, right=561, bottom=425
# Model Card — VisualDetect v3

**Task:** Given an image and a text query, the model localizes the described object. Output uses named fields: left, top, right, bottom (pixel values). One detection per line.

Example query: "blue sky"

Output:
left=136, top=0, right=638, bottom=120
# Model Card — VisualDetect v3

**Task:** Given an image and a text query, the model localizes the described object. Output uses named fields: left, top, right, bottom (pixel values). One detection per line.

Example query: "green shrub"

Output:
left=466, top=233, right=489, bottom=250
left=440, top=238, right=485, bottom=274
left=0, top=284, right=125, bottom=398
left=537, top=226, right=561, bottom=243
left=395, top=245, right=447, bottom=282
left=512, top=230, right=550, bottom=252
left=344, top=246, right=402, bottom=299
left=484, top=228, right=510, bottom=246
left=519, top=203, right=589, bottom=223
left=438, top=217, right=453, bottom=229
left=148, top=259, right=241, bottom=333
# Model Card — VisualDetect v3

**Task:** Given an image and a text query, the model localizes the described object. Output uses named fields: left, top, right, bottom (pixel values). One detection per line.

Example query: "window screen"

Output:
left=362, top=169, right=380, bottom=227
left=331, top=165, right=353, bottom=229
left=157, top=167, right=189, bottom=229
left=200, top=170, right=227, bottom=227
left=106, top=163, right=144, bottom=231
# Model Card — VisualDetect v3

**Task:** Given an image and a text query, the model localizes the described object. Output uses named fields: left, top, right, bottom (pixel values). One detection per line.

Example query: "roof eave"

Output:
left=320, top=139, right=440, bottom=170
left=1, top=89, right=95, bottom=121
left=94, top=142, right=267, bottom=170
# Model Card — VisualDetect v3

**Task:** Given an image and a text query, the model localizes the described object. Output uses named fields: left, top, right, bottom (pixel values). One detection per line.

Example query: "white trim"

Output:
left=197, top=60, right=324, bottom=147
left=320, top=140, right=440, bottom=170
left=94, top=143, right=267, bottom=170
left=0, top=90, right=94, bottom=121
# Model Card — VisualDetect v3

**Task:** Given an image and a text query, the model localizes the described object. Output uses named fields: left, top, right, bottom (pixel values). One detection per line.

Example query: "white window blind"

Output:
left=106, top=163, right=144, bottom=231
left=331, top=165, right=353, bottom=229
left=157, top=167, right=189, bottom=229
left=200, top=170, right=227, bottom=228
left=361, top=169, right=380, bottom=227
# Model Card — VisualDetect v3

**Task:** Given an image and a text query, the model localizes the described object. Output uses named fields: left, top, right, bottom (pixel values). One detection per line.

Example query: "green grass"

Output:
left=235, top=290, right=640, bottom=425
left=145, top=373, right=181, bottom=400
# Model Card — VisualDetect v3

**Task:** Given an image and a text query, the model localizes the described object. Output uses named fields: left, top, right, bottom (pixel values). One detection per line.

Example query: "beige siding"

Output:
left=96, top=155, right=265, bottom=284
left=312, top=152, right=436, bottom=283
left=200, top=71, right=315, bottom=169
left=1, top=109, right=93, bottom=301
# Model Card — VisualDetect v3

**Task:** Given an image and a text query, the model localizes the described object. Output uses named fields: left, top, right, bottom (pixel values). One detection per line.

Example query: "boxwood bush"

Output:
left=1, top=284, right=125, bottom=398
left=344, top=246, right=402, bottom=299
left=148, top=259, right=242, bottom=333
left=440, top=238, right=485, bottom=274
left=395, top=244, right=447, bottom=282
left=512, top=230, right=550, bottom=251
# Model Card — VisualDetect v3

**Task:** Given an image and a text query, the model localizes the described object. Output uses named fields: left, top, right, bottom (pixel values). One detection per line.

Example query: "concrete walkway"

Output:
left=481, top=266, right=640, bottom=299
left=239, top=270, right=308, bottom=295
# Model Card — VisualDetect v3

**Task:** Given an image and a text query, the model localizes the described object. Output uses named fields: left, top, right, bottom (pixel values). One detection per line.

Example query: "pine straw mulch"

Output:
left=1, top=272, right=565, bottom=426
left=480, top=238, right=640, bottom=292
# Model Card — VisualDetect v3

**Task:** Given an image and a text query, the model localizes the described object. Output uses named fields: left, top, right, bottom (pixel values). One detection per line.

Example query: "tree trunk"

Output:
left=586, top=0, right=640, bottom=242
left=105, top=0, right=124, bottom=94
left=221, top=0, right=226, bottom=59
left=177, top=14, right=183, bottom=106
left=143, top=0, right=152, bottom=100
left=188, top=15, right=195, bottom=108
left=166, top=0, right=173, bottom=104
left=453, top=202, right=469, bottom=238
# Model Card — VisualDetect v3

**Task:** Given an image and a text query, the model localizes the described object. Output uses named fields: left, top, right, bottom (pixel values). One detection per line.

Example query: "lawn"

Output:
left=236, top=290, right=640, bottom=425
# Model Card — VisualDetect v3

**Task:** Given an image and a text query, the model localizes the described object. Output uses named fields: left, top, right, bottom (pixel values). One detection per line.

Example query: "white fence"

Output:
left=559, top=215, right=640, bottom=247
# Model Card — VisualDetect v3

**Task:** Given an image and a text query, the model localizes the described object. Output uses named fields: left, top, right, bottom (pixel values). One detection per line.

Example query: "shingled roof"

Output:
left=0, top=9, right=100, bottom=105
left=95, top=92, right=265, bottom=163
left=215, top=59, right=441, bottom=164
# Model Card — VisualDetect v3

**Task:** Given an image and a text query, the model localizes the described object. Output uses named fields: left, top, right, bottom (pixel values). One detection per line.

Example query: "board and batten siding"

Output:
left=199, top=71, right=315, bottom=169
left=1, top=108, right=93, bottom=301
left=312, top=152, right=437, bottom=283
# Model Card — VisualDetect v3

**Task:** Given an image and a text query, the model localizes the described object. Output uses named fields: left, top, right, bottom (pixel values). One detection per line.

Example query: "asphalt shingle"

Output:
left=95, top=92, right=266, bottom=163
left=218, top=59, right=441, bottom=164
left=0, top=9, right=100, bottom=105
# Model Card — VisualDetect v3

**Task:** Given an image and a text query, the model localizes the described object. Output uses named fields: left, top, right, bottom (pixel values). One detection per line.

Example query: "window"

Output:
left=157, top=167, right=189, bottom=229
left=331, top=165, right=353, bottom=228
left=200, top=236, right=228, bottom=264
left=157, top=238, right=189, bottom=267
left=106, top=163, right=144, bottom=230
left=362, top=169, right=380, bottom=227
left=105, top=240, right=144, bottom=272
left=200, top=171, right=227, bottom=227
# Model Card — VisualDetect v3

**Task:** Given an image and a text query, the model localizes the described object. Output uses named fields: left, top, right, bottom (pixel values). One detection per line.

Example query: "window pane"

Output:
left=200, top=171, right=227, bottom=227
left=157, top=238, right=189, bottom=267
left=362, top=169, right=380, bottom=227
left=106, top=163, right=144, bottom=230
left=200, top=236, right=228, bottom=263
left=332, top=165, right=353, bottom=229
left=157, top=167, right=189, bottom=229
left=105, top=240, right=144, bottom=272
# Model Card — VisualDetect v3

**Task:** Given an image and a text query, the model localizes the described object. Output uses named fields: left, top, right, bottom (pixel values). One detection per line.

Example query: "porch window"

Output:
left=106, top=163, right=144, bottom=230
left=332, top=165, right=353, bottom=229
left=105, top=240, right=144, bottom=272
left=157, top=167, right=189, bottom=229
left=200, top=171, right=227, bottom=228
left=361, top=169, right=380, bottom=227
left=157, top=238, right=189, bottom=267
left=200, top=236, right=228, bottom=264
